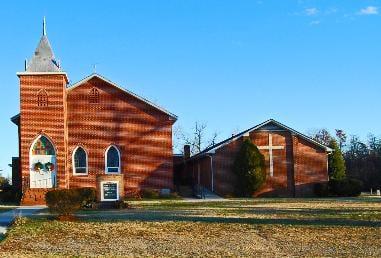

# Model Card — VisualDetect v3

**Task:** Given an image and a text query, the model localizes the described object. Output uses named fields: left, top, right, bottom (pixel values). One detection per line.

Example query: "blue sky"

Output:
left=0, top=1, right=380, bottom=177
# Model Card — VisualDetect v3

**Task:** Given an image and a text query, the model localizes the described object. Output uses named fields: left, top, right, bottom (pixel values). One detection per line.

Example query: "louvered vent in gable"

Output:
left=89, top=87, right=99, bottom=103
left=37, top=89, right=48, bottom=107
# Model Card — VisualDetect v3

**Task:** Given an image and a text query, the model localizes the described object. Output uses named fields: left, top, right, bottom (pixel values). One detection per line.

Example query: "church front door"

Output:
left=29, top=135, right=57, bottom=188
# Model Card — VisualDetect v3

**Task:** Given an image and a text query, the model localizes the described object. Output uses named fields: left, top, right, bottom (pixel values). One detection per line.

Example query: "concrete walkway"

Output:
left=0, top=206, right=46, bottom=234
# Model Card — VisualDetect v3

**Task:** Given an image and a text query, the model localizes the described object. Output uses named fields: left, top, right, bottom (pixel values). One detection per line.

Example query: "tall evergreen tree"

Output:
left=328, top=139, right=346, bottom=180
left=233, top=139, right=266, bottom=197
left=335, top=129, right=347, bottom=150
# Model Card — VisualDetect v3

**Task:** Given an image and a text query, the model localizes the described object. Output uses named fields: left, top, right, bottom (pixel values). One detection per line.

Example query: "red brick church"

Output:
left=11, top=19, right=177, bottom=204
left=11, top=20, right=332, bottom=204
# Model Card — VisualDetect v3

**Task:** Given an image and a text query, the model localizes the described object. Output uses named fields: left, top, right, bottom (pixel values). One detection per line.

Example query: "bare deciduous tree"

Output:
left=174, top=122, right=219, bottom=155
left=309, top=128, right=332, bottom=146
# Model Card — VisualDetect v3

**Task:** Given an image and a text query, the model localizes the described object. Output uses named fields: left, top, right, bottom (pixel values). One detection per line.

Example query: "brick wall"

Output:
left=252, top=131, right=292, bottom=197
left=66, top=77, right=175, bottom=195
left=19, top=74, right=68, bottom=189
left=212, top=138, right=242, bottom=195
left=293, top=137, right=328, bottom=197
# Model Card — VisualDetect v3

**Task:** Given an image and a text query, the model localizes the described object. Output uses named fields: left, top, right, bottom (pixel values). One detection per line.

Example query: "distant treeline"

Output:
left=311, top=129, right=381, bottom=191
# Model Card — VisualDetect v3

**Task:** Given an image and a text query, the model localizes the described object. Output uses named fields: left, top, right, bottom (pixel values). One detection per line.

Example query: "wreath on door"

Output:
left=45, top=162, right=55, bottom=172
left=33, top=162, right=43, bottom=172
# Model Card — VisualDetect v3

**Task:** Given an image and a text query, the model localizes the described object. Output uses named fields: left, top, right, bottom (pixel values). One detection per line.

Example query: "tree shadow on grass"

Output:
left=71, top=209, right=381, bottom=228
left=227, top=207, right=381, bottom=216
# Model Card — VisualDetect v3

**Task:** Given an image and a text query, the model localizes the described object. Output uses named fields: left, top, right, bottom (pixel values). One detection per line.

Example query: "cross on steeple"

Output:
left=43, top=16, right=46, bottom=36
left=258, top=134, right=284, bottom=177
left=25, top=17, right=61, bottom=72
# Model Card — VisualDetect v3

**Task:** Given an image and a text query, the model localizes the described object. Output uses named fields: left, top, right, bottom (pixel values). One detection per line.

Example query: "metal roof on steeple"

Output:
left=25, top=17, right=61, bottom=72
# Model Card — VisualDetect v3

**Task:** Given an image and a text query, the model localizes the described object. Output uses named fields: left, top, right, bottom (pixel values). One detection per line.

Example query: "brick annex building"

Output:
left=11, top=20, right=177, bottom=204
left=176, top=119, right=332, bottom=197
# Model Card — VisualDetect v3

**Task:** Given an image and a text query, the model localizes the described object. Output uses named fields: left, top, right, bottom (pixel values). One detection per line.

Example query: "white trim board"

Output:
left=17, top=72, right=69, bottom=82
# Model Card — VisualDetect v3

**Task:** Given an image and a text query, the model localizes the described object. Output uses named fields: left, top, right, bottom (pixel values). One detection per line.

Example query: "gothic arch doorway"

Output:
left=29, top=135, right=57, bottom=188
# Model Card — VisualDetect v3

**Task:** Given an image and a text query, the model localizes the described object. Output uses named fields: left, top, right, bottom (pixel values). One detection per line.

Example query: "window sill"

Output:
left=73, top=173, right=89, bottom=176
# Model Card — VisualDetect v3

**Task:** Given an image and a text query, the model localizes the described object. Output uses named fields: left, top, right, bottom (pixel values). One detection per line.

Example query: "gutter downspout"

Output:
left=206, top=152, right=215, bottom=192
left=197, top=163, right=200, bottom=185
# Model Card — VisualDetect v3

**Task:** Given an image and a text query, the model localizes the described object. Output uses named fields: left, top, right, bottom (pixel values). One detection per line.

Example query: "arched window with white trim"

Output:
left=73, top=146, right=88, bottom=175
left=105, top=145, right=121, bottom=173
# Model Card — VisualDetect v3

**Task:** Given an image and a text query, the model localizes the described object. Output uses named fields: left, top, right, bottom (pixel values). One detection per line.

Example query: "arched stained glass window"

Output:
left=106, top=146, right=120, bottom=173
left=89, top=88, right=99, bottom=103
left=73, top=147, right=88, bottom=175
left=31, top=136, right=55, bottom=155
left=37, top=89, right=48, bottom=107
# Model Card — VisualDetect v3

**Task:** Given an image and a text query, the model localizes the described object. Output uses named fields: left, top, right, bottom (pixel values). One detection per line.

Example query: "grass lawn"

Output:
left=0, top=197, right=380, bottom=257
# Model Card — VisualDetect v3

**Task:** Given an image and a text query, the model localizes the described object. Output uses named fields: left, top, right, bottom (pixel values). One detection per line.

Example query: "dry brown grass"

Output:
left=0, top=198, right=380, bottom=257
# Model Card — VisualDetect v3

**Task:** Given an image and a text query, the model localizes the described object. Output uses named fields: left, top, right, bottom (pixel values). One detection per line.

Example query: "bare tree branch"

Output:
left=174, top=122, right=219, bottom=155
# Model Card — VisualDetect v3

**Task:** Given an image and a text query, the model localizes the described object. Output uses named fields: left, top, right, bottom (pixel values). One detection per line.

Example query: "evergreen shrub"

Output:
left=233, top=139, right=266, bottom=197
left=45, top=187, right=97, bottom=216
left=329, top=178, right=363, bottom=197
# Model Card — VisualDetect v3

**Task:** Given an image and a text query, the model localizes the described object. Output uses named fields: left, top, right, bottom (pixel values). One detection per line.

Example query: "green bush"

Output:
left=75, top=187, right=96, bottom=208
left=126, top=189, right=180, bottom=200
left=45, top=189, right=82, bottom=216
left=314, top=183, right=329, bottom=197
left=328, top=140, right=346, bottom=180
left=0, top=176, right=21, bottom=204
left=233, top=139, right=266, bottom=197
left=168, top=192, right=181, bottom=199
left=46, top=187, right=97, bottom=215
left=329, top=178, right=363, bottom=197
left=141, top=188, right=160, bottom=199
left=115, top=200, right=129, bottom=209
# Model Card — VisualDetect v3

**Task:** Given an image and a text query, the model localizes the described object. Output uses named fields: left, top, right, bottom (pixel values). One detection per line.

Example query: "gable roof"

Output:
left=191, top=119, right=332, bottom=159
left=67, top=73, right=177, bottom=120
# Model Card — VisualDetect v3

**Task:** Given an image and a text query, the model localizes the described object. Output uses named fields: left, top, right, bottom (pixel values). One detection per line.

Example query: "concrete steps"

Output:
left=195, top=186, right=222, bottom=200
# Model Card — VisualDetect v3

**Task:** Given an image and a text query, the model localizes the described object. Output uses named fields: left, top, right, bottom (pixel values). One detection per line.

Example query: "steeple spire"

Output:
left=43, top=16, right=46, bottom=36
left=25, top=17, right=61, bottom=72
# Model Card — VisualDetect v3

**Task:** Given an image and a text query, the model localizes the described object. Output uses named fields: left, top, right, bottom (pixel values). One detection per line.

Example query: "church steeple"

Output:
left=25, top=17, right=61, bottom=72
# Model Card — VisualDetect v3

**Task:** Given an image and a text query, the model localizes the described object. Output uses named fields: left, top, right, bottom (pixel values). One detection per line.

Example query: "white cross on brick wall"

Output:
left=258, top=134, right=284, bottom=177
